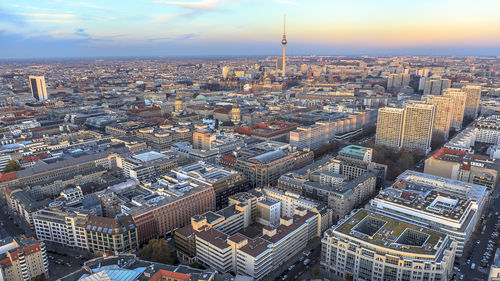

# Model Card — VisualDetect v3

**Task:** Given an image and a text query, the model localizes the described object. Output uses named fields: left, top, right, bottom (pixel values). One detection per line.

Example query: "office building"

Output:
left=370, top=170, right=488, bottom=255
left=0, top=236, right=49, bottom=281
left=84, top=215, right=138, bottom=255
left=124, top=180, right=216, bottom=244
left=321, top=209, right=457, bottom=281
left=28, top=76, right=48, bottom=101
left=33, top=206, right=89, bottom=251
left=278, top=156, right=377, bottom=219
left=117, top=151, right=178, bottom=182
left=426, top=95, right=452, bottom=139
left=231, top=141, right=314, bottom=187
left=170, top=162, right=249, bottom=209
left=443, top=88, right=467, bottom=130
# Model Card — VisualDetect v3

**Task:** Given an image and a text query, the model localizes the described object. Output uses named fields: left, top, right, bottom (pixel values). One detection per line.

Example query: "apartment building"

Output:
left=0, top=236, right=49, bottom=281
left=443, top=88, right=467, bottom=130
left=462, top=85, right=482, bottom=120
left=425, top=95, right=452, bottom=139
left=321, top=209, right=457, bottom=281
left=401, top=103, right=435, bottom=153
left=376, top=103, right=435, bottom=153
left=375, top=107, right=405, bottom=150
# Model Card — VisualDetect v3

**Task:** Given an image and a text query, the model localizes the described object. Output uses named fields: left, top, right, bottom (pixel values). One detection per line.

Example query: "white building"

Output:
left=369, top=170, right=488, bottom=256
left=33, top=206, right=89, bottom=250
left=321, top=209, right=457, bottom=281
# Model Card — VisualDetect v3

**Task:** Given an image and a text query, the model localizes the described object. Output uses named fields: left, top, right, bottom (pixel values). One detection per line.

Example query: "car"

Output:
left=281, top=275, right=287, bottom=280
left=288, top=265, right=295, bottom=271
left=459, top=274, right=464, bottom=280
left=471, top=263, right=476, bottom=270
left=299, top=256, right=304, bottom=262
left=48, top=256, right=54, bottom=260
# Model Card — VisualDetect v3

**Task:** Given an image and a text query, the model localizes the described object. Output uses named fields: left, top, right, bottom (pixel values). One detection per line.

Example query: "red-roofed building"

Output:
left=149, top=270, right=191, bottom=281
left=0, top=236, right=48, bottom=281
left=235, top=121, right=299, bottom=142
left=425, top=147, right=500, bottom=188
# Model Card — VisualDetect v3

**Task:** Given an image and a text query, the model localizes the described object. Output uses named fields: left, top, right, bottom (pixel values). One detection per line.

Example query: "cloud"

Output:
left=26, top=19, right=79, bottom=23
left=177, top=33, right=197, bottom=40
left=154, top=0, right=224, bottom=11
left=275, top=0, right=296, bottom=4
left=16, top=13, right=75, bottom=19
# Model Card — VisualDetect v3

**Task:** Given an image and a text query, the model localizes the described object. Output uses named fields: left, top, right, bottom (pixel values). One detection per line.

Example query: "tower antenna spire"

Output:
left=284, top=14, right=286, bottom=35
left=281, top=15, right=287, bottom=78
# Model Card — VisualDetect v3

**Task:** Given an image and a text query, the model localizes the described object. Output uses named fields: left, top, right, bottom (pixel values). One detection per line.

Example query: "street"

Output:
left=264, top=237, right=322, bottom=281
left=456, top=181, right=500, bottom=281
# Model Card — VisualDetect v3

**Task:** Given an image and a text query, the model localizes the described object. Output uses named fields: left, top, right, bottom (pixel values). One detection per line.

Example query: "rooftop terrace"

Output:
left=335, top=209, right=447, bottom=255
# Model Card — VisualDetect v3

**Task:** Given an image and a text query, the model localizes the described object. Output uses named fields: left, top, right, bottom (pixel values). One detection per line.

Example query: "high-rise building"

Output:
left=401, top=103, right=435, bottom=153
left=375, top=107, right=405, bottom=150
left=462, top=85, right=481, bottom=120
left=28, top=76, right=48, bottom=101
left=443, top=88, right=466, bottom=130
left=387, top=73, right=410, bottom=89
left=426, top=95, right=452, bottom=139
left=422, top=76, right=450, bottom=95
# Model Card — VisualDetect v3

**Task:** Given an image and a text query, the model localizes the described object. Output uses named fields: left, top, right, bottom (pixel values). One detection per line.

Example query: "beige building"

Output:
left=0, top=236, right=49, bottom=281
left=401, top=103, right=435, bottom=153
left=463, top=85, right=481, bottom=120
left=193, top=129, right=215, bottom=150
left=443, top=88, right=467, bottom=130
left=28, top=76, right=48, bottom=101
left=375, top=107, right=405, bottom=150
left=426, top=95, right=452, bottom=139
left=376, top=103, right=435, bottom=153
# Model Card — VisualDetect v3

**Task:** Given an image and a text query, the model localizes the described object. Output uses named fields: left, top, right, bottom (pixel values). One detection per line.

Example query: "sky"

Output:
left=1, top=0, right=500, bottom=59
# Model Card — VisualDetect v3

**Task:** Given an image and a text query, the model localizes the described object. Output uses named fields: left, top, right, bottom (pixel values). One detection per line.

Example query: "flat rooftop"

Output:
left=335, top=209, right=447, bottom=255
left=132, top=151, right=166, bottom=162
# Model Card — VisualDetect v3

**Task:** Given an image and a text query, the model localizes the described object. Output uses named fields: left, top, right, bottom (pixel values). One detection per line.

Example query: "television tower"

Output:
left=281, top=15, right=287, bottom=77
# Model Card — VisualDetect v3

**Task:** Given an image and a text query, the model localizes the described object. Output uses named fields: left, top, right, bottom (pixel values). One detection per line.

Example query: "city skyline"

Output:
left=1, top=0, right=500, bottom=58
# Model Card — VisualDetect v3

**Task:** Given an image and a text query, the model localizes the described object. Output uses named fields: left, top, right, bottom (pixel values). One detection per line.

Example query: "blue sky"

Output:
left=1, top=0, right=500, bottom=58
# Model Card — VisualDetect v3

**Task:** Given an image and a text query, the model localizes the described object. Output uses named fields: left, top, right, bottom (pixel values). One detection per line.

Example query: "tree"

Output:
left=3, top=160, right=22, bottom=173
left=137, top=238, right=175, bottom=265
